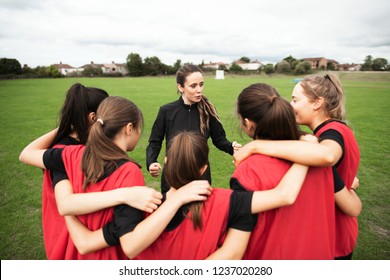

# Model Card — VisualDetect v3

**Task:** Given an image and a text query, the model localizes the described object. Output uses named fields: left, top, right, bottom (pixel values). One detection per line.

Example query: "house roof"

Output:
left=52, top=63, right=73, bottom=69
left=81, top=63, right=103, bottom=68
left=302, top=57, right=326, bottom=61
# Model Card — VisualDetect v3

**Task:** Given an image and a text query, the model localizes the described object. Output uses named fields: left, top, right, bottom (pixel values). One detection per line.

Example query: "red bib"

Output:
left=316, top=120, right=360, bottom=257
left=232, top=154, right=335, bottom=259
left=135, top=188, right=232, bottom=260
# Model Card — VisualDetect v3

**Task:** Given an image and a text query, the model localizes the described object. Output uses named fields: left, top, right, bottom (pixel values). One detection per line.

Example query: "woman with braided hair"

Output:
left=146, top=64, right=241, bottom=194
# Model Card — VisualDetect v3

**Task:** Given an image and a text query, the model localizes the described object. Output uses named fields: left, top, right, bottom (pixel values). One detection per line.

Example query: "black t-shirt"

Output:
left=44, top=136, right=81, bottom=184
left=314, top=120, right=345, bottom=167
left=43, top=148, right=67, bottom=187
left=43, top=147, right=129, bottom=188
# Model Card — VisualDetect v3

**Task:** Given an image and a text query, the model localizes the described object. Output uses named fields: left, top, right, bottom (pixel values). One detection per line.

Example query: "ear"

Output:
left=125, top=123, right=134, bottom=135
left=313, top=97, right=324, bottom=110
left=88, top=112, right=96, bottom=125
left=177, top=83, right=184, bottom=94
left=200, top=164, right=208, bottom=176
left=244, top=118, right=255, bottom=131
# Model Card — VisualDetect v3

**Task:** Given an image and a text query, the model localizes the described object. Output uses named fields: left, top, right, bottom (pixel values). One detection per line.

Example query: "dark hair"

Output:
left=51, top=83, right=109, bottom=146
left=164, top=132, right=209, bottom=230
left=237, top=83, right=302, bottom=140
left=300, top=73, right=346, bottom=121
left=81, top=96, right=143, bottom=189
left=176, top=64, right=221, bottom=136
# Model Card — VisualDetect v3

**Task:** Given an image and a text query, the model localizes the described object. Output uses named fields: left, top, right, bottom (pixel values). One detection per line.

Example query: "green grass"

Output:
left=0, top=72, right=389, bottom=259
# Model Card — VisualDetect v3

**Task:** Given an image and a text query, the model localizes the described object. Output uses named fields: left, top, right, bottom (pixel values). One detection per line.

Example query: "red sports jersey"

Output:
left=315, top=120, right=360, bottom=257
left=232, top=154, right=335, bottom=260
left=42, top=143, right=68, bottom=259
left=58, top=145, right=144, bottom=259
left=134, top=188, right=232, bottom=260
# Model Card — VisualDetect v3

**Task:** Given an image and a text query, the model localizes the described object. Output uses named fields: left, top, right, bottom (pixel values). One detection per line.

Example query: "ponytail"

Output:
left=81, top=96, right=142, bottom=189
left=301, top=73, right=346, bottom=121
left=164, top=132, right=209, bottom=230
left=237, top=83, right=303, bottom=141
left=198, top=95, right=221, bottom=136
left=51, top=83, right=108, bottom=146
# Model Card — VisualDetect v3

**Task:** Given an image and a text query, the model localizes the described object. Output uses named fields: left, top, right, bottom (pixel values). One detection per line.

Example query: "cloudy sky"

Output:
left=1, top=0, right=389, bottom=68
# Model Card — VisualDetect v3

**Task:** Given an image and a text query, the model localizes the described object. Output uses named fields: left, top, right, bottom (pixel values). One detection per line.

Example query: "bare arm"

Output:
left=63, top=181, right=212, bottom=256
left=206, top=228, right=250, bottom=260
left=120, top=180, right=211, bottom=259
left=234, top=138, right=342, bottom=167
left=207, top=161, right=309, bottom=260
left=251, top=163, right=309, bottom=213
left=206, top=162, right=309, bottom=260
left=65, top=216, right=107, bottom=255
left=20, top=129, right=163, bottom=215
left=19, top=129, right=57, bottom=168
left=54, top=180, right=163, bottom=215
left=335, top=177, right=362, bottom=217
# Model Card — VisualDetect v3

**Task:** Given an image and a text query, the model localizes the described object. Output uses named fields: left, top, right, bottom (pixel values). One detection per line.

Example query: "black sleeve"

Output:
left=319, top=129, right=345, bottom=166
left=42, top=148, right=68, bottom=187
left=229, top=177, right=247, bottom=192
left=209, top=114, right=234, bottom=155
left=228, top=191, right=258, bottom=232
left=332, top=166, right=345, bottom=193
left=103, top=204, right=144, bottom=246
left=103, top=221, right=119, bottom=246
left=146, top=107, right=166, bottom=170
left=106, top=204, right=144, bottom=241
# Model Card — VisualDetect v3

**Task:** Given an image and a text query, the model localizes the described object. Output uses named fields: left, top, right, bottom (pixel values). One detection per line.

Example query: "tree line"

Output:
left=1, top=54, right=389, bottom=79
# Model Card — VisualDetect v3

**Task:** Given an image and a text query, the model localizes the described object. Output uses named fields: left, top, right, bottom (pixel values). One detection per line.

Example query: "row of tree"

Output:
left=360, top=55, right=389, bottom=71
left=1, top=54, right=389, bottom=79
left=126, top=53, right=182, bottom=76
left=0, top=58, right=62, bottom=78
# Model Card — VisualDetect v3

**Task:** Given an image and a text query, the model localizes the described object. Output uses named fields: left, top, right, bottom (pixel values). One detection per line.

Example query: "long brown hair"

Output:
left=300, top=73, right=346, bottom=121
left=176, top=64, right=221, bottom=136
left=81, top=96, right=143, bottom=189
left=237, top=83, right=303, bottom=140
left=164, top=132, right=209, bottom=230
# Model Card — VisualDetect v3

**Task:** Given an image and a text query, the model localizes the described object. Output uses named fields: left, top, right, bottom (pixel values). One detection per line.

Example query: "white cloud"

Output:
left=1, top=0, right=389, bottom=67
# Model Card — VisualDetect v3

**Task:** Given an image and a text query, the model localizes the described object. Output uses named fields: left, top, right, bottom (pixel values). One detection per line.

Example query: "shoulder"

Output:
left=63, top=145, right=85, bottom=157
left=237, top=154, right=279, bottom=167
left=55, top=136, right=80, bottom=146
left=116, top=161, right=145, bottom=184
left=316, top=120, right=350, bottom=134
left=204, top=188, right=233, bottom=210
left=160, top=99, right=181, bottom=110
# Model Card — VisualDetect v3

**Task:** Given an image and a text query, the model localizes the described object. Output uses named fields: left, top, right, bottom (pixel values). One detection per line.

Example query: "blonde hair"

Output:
left=300, top=73, right=346, bottom=121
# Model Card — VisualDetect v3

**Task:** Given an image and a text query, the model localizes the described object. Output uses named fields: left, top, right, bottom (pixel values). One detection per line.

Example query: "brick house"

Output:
left=302, top=57, right=339, bottom=70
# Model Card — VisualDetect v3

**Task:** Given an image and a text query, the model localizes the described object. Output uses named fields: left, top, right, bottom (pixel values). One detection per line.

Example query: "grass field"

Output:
left=0, top=72, right=389, bottom=260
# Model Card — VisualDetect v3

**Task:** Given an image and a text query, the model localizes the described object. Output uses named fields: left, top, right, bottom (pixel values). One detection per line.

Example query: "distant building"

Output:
left=229, top=59, right=263, bottom=70
left=80, top=61, right=103, bottom=71
left=302, top=57, right=339, bottom=70
left=338, top=63, right=361, bottom=71
left=102, top=61, right=128, bottom=75
left=52, top=62, right=82, bottom=75
left=53, top=61, right=128, bottom=76
left=203, top=61, right=228, bottom=70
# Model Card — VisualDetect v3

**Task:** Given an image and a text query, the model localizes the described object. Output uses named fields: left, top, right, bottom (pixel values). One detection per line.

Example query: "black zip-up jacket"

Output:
left=146, top=96, right=234, bottom=191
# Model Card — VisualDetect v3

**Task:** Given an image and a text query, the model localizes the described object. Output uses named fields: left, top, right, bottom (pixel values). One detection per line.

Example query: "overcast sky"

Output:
left=1, top=0, right=389, bottom=68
